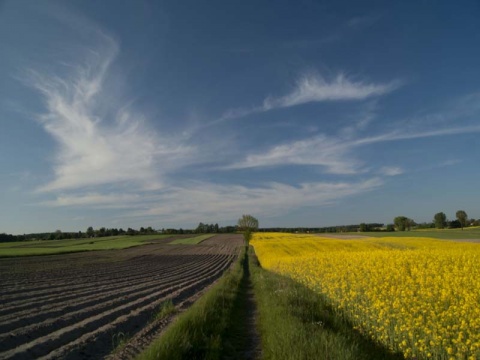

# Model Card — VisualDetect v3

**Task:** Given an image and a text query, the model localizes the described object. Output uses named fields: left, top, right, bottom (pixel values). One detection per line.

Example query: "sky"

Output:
left=1, top=0, right=480, bottom=234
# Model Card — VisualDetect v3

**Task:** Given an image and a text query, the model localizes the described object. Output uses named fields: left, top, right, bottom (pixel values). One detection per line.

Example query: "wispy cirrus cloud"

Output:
left=28, top=33, right=192, bottom=193
left=41, top=192, right=142, bottom=207
left=129, top=177, right=384, bottom=223
left=379, top=166, right=404, bottom=176
left=262, top=73, right=399, bottom=110
left=226, top=135, right=360, bottom=174
left=208, top=73, right=401, bottom=126
left=351, top=124, right=480, bottom=146
left=227, top=124, right=480, bottom=174
left=41, top=177, right=383, bottom=226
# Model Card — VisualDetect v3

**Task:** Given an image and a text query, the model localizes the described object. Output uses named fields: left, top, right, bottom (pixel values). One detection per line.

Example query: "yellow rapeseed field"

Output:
left=252, top=233, right=480, bottom=359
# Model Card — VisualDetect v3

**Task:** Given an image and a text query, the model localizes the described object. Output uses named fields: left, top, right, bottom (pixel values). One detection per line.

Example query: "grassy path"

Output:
left=249, top=247, right=403, bottom=360
left=135, top=247, right=261, bottom=360
left=222, top=248, right=261, bottom=359
left=243, top=258, right=261, bottom=360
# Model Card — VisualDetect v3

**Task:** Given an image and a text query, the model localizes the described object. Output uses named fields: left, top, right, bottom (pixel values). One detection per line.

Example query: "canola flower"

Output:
left=252, top=233, right=480, bottom=359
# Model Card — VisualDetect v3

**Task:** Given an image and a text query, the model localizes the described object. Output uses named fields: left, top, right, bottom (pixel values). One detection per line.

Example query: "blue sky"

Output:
left=1, top=0, right=480, bottom=234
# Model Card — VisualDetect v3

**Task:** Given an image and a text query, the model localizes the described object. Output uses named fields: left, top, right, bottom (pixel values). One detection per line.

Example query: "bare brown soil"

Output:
left=0, top=234, right=243, bottom=360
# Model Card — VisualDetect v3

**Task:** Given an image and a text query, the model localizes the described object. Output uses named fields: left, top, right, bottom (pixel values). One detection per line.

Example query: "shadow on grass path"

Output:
left=222, top=248, right=261, bottom=360
left=249, top=248, right=404, bottom=360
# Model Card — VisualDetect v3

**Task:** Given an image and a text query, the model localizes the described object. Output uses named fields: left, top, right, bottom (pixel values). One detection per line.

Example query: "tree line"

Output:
left=392, top=210, right=478, bottom=231
left=0, top=222, right=240, bottom=242
left=1, top=210, right=478, bottom=242
left=0, top=226, right=160, bottom=242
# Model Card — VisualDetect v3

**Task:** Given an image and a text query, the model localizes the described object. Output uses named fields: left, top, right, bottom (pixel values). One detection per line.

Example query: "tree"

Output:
left=237, top=214, right=259, bottom=246
left=98, top=227, right=106, bottom=237
left=449, top=220, right=461, bottom=229
left=359, top=223, right=367, bottom=232
left=386, top=224, right=395, bottom=232
left=456, top=210, right=468, bottom=230
left=434, top=212, right=447, bottom=229
left=394, top=216, right=412, bottom=231
left=86, top=226, right=94, bottom=238
left=54, top=229, right=63, bottom=240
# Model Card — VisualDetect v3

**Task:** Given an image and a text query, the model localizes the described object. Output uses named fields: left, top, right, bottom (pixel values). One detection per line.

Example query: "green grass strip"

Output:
left=249, top=247, right=403, bottom=360
left=137, top=247, right=246, bottom=360
left=342, top=227, right=480, bottom=239
left=168, top=234, right=215, bottom=245
left=0, top=235, right=173, bottom=257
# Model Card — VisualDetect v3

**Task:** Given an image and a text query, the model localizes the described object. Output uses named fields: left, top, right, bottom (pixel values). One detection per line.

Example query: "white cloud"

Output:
left=28, top=34, right=192, bottom=192
left=205, top=73, right=400, bottom=128
left=39, top=177, right=383, bottom=225
left=227, top=135, right=361, bottom=174
left=438, top=159, right=462, bottom=167
left=41, top=192, right=141, bottom=207
left=351, top=125, right=480, bottom=146
left=379, top=166, right=404, bottom=176
left=262, top=73, right=399, bottom=110
left=339, top=101, right=378, bottom=139
left=130, top=178, right=383, bottom=223
left=227, top=124, right=480, bottom=174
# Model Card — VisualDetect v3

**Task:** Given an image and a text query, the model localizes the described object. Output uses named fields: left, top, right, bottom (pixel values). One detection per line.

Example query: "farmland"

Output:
left=343, top=226, right=480, bottom=240
left=0, top=234, right=215, bottom=257
left=2, top=230, right=480, bottom=360
left=0, top=234, right=243, bottom=359
left=252, top=233, right=480, bottom=359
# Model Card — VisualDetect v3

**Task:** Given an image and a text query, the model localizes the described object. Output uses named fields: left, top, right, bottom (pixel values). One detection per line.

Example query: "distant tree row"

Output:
left=390, top=210, right=478, bottom=232
left=2, top=211, right=479, bottom=243
left=433, top=210, right=471, bottom=230
left=194, top=222, right=237, bottom=234
left=259, top=223, right=385, bottom=233
left=85, top=226, right=158, bottom=238
left=0, top=223, right=239, bottom=242
left=0, top=226, right=160, bottom=242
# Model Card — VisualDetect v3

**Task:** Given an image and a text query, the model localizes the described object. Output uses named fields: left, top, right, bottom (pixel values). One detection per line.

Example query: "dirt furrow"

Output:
left=42, top=256, right=235, bottom=360
left=0, top=254, right=221, bottom=320
left=108, top=275, right=222, bottom=360
left=1, top=255, right=234, bottom=359
left=0, top=254, right=230, bottom=346
left=0, top=254, right=193, bottom=296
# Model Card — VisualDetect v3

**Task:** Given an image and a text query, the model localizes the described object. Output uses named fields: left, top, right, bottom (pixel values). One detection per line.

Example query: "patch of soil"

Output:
left=0, top=235, right=244, bottom=360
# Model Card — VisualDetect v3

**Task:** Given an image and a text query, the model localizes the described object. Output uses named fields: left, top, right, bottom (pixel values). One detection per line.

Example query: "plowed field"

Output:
left=0, top=234, right=243, bottom=359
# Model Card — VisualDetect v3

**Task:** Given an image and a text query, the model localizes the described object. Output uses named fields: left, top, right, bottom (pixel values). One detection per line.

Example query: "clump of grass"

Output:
left=154, top=299, right=176, bottom=321
left=249, top=247, right=403, bottom=360
left=111, top=331, right=130, bottom=353
left=137, top=248, right=246, bottom=360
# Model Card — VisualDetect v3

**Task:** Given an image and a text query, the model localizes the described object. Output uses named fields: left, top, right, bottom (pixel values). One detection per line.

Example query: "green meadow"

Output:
left=0, top=234, right=172, bottom=257
left=345, top=227, right=480, bottom=240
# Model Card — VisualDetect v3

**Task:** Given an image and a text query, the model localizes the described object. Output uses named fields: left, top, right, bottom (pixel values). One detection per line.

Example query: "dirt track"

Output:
left=0, top=234, right=243, bottom=359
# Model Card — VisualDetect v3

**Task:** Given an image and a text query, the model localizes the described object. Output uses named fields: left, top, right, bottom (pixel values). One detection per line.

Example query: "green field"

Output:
left=0, top=234, right=172, bottom=257
left=343, top=226, right=480, bottom=240
left=168, top=234, right=215, bottom=244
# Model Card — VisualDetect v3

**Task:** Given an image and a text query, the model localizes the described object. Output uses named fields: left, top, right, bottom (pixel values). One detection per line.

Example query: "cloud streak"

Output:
left=41, top=192, right=141, bottom=207
left=204, top=73, right=400, bottom=128
left=227, top=124, right=480, bottom=174
left=137, top=178, right=383, bottom=223
left=29, top=33, right=192, bottom=192
left=379, top=166, right=404, bottom=176
left=262, top=73, right=399, bottom=110
left=226, top=135, right=360, bottom=174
